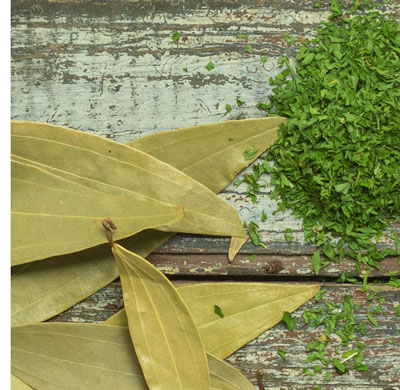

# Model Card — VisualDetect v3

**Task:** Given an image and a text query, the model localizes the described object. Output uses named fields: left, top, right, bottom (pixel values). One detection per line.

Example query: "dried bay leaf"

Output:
left=11, top=118, right=283, bottom=324
left=11, top=375, right=33, bottom=390
left=11, top=121, right=247, bottom=264
left=128, top=117, right=287, bottom=193
left=106, top=282, right=320, bottom=359
left=11, top=159, right=184, bottom=266
left=112, top=243, right=210, bottom=390
left=11, top=323, right=252, bottom=390
left=207, top=353, right=253, bottom=390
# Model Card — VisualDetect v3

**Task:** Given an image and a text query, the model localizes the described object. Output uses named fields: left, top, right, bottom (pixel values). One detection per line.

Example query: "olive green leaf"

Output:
left=11, top=375, right=32, bottom=390
left=128, top=117, right=286, bottom=193
left=11, top=121, right=247, bottom=264
left=11, top=323, right=253, bottom=390
left=207, top=353, right=253, bottom=390
left=11, top=118, right=284, bottom=325
left=112, top=243, right=210, bottom=390
left=106, top=282, right=320, bottom=359
left=11, top=158, right=183, bottom=266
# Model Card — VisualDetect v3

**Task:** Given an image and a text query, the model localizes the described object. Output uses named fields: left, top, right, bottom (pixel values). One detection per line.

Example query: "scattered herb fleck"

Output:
left=171, top=30, right=180, bottom=42
left=214, top=304, right=224, bottom=318
left=236, top=97, right=245, bottom=107
left=205, top=62, right=215, bottom=71
left=243, top=146, right=259, bottom=160
left=277, top=349, right=287, bottom=359
left=245, top=45, right=253, bottom=55
left=260, top=55, right=268, bottom=63
left=261, top=210, right=267, bottom=222
left=282, top=311, right=296, bottom=331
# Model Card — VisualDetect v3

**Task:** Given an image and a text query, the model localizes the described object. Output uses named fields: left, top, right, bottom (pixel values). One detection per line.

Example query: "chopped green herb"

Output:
left=249, top=254, right=255, bottom=261
left=224, top=104, right=232, bottom=116
left=367, top=312, right=378, bottom=326
left=283, top=33, right=297, bottom=45
left=260, top=55, right=268, bottom=63
left=171, top=30, right=181, bottom=42
left=264, top=5, right=400, bottom=278
left=313, top=2, right=321, bottom=7
left=257, top=103, right=269, bottom=111
left=395, top=305, right=400, bottom=318
left=243, top=146, right=258, bottom=160
left=236, top=97, right=245, bottom=107
left=388, top=271, right=400, bottom=287
left=182, top=67, right=188, bottom=72
left=277, top=349, right=287, bottom=359
left=248, top=221, right=260, bottom=246
left=236, top=34, right=249, bottom=39
left=228, top=137, right=234, bottom=142
left=214, top=304, right=224, bottom=318
left=325, top=371, right=331, bottom=381
left=333, top=358, right=347, bottom=374
left=282, top=311, right=296, bottom=331
left=284, top=228, right=293, bottom=243
left=205, top=62, right=215, bottom=71
left=362, top=269, right=371, bottom=292
left=311, top=250, right=321, bottom=275
left=261, top=210, right=267, bottom=222
left=245, top=45, right=253, bottom=55
left=315, top=288, right=326, bottom=302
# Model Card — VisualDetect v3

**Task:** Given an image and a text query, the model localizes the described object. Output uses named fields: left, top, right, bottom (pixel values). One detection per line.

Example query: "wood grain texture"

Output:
left=50, top=281, right=400, bottom=390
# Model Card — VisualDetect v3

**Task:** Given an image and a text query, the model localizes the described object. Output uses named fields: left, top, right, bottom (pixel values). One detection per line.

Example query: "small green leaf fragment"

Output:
left=277, top=349, right=287, bottom=359
left=236, top=34, right=249, bottom=39
left=260, top=55, right=268, bottom=63
left=214, top=304, right=224, bottom=318
left=312, top=250, right=321, bottom=275
left=236, top=97, right=245, bottom=107
left=315, top=288, right=326, bottom=302
left=245, top=45, right=253, bottom=55
left=282, top=311, right=296, bottom=331
left=243, top=146, right=259, bottom=160
left=367, top=312, right=378, bottom=326
left=172, top=30, right=181, bottom=42
left=205, top=62, right=215, bottom=71
left=261, top=210, right=267, bottom=222
left=249, top=254, right=255, bottom=261
left=333, top=358, right=346, bottom=373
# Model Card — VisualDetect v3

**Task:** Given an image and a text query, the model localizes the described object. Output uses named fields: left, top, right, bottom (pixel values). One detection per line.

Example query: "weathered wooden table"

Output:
left=12, top=0, right=400, bottom=389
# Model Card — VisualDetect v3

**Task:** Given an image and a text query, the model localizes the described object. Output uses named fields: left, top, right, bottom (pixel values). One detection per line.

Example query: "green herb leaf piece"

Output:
left=312, top=250, right=321, bottom=275
left=243, top=146, right=259, bottom=160
left=261, top=210, right=267, bottom=222
left=245, top=45, right=253, bottom=55
left=214, top=305, right=225, bottom=318
left=367, top=312, right=378, bottom=326
left=277, top=350, right=287, bottom=359
left=205, top=62, right=215, bottom=71
left=282, top=311, right=296, bottom=331
left=333, top=358, right=347, bottom=373
left=171, top=30, right=180, bottom=42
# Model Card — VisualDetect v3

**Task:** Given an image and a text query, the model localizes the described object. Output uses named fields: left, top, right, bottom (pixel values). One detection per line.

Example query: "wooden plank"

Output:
left=50, top=281, right=400, bottom=389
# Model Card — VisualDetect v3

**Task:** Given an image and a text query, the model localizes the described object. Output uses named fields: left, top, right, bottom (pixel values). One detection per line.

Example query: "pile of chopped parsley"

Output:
left=258, top=1, right=400, bottom=274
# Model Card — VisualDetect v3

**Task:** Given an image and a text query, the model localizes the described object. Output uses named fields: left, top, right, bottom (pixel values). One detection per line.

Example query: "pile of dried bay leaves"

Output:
left=11, top=120, right=320, bottom=389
